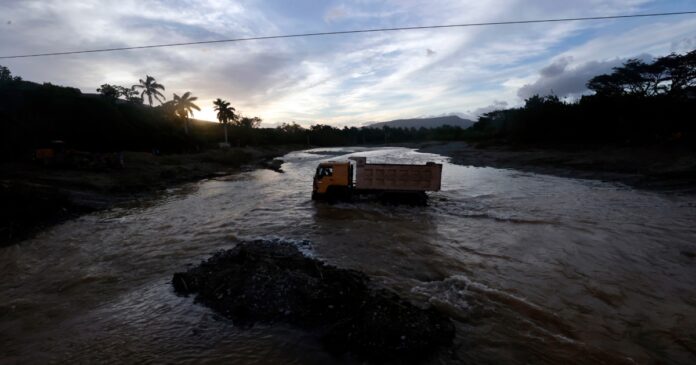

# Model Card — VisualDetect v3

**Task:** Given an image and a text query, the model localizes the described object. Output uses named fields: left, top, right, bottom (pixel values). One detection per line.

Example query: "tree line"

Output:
left=587, top=50, right=696, bottom=97
left=96, top=75, right=263, bottom=140
left=0, top=66, right=468, bottom=160
left=2, top=48, right=695, bottom=161
left=469, top=49, right=696, bottom=147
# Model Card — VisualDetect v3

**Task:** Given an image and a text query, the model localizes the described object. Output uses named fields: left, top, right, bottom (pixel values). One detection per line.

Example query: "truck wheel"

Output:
left=326, top=186, right=351, bottom=203
left=324, top=187, right=336, bottom=203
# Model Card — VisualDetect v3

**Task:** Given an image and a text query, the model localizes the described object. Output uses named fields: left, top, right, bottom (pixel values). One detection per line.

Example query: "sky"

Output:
left=1, top=0, right=695, bottom=127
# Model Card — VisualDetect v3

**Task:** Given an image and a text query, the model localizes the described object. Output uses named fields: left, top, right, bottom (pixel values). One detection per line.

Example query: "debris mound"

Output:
left=173, top=240, right=454, bottom=362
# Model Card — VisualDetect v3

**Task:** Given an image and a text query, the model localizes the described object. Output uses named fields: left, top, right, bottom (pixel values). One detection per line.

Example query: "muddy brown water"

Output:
left=2, top=147, right=695, bottom=364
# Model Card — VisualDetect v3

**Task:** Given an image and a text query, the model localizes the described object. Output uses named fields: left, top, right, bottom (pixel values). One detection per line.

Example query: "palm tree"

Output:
left=173, top=92, right=200, bottom=134
left=213, top=98, right=237, bottom=144
left=133, top=75, right=165, bottom=106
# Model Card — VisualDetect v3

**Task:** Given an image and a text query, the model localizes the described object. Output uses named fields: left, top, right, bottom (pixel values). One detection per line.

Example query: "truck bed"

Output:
left=353, top=159, right=442, bottom=192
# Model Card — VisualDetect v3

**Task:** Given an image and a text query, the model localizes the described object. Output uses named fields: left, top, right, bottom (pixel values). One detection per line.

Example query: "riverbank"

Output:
left=0, top=145, right=299, bottom=246
left=419, top=141, right=696, bottom=192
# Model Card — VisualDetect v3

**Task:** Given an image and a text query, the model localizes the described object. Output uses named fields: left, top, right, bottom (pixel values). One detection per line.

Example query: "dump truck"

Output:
left=312, top=157, right=442, bottom=202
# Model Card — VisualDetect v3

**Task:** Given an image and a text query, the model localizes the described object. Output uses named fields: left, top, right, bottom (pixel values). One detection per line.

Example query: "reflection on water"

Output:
left=1, top=147, right=695, bottom=364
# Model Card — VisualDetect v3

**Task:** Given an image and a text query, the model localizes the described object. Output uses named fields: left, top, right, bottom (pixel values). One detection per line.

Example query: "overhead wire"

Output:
left=1, top=11, right=695, bottom=59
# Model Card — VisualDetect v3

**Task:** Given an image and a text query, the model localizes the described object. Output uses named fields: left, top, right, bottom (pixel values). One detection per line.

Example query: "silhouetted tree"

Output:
left=238, top=116, right=262, bottom=129
left=654, top=50, right=696, bottom=95
left=159, top=100, right=177, bottom=118
left=116, top=86, right=142, bottom=103
left=172, top=92, right=200, bottom=135
left=618, top=59, right=667, bottom=96
left=213, top=98, right=237, bottom=144
left=133, top=75, right=165, bottom=106
left=97, top=84, right=120, bottom=100
left=587, top=74, right=624, bottom=96
left=97, top=84, right=142, bottom=103
left=0, top=65, right=21, bottom=83
left=277, top=122, right=305, bottom=133
left=0, top=66, right=12, bottom=82
left=587, top=52, right=696, bottom=98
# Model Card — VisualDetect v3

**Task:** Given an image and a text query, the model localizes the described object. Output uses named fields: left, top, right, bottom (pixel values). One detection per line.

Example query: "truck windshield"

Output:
left=315, top=166, right=333, bottom=178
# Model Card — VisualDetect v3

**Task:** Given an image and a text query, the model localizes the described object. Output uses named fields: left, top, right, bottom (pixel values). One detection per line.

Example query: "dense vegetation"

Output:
left=2, top=49, right=695, bottom=162
left=0, top=71, right=197, bottom=159
left=469, top=50, right=696, bottom=148
left=0, top=66, right=468, bottom=161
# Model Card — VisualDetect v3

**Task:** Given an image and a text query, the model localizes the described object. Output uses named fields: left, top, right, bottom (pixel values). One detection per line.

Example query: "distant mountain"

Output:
left=366, top=115, right=475, bottom=129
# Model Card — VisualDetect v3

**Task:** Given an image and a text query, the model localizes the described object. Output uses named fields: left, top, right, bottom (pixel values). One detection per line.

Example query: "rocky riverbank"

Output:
left=419, top=142, right=696, bottom=192
left=0, top=146, right=298, bottom=246
left=172, top=240, right=455, bottom=363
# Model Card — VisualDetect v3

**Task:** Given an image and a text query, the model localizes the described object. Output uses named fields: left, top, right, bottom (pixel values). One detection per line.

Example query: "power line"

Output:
left=2, top=11, right=695, bottom=59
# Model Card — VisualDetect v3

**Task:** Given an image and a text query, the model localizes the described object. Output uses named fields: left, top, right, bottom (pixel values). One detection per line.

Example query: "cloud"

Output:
left=517, top=50, right=661, bottom=100
left=469, top=101, right=509, bottom=118
left=517, top=57, right=624, bottom=99
left=324, top=4, right=348, bottom=23
left=2, top=0, right=695, bottom=127
left=670, top=35, right=696, bottom=54
left=539, top=56, right=572, bottom=77
left=551, top=15, right=696, bottom=65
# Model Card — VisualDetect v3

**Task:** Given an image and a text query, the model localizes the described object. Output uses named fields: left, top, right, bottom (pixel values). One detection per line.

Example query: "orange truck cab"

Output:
left=312, top=161, right=353, bottom=200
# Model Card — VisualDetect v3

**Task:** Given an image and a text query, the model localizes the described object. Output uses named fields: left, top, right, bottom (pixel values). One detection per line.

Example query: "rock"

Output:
left=173, top=240, right=455, bottom=362
left=261, top=159, right=284, bottom=172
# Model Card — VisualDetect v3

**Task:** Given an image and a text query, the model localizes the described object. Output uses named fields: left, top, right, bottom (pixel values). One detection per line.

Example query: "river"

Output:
left=2, top=146, right=695, bottom=364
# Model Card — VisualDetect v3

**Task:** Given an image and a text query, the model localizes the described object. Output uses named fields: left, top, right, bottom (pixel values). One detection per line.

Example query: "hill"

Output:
left=367, top=115, right=475, bottom=129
